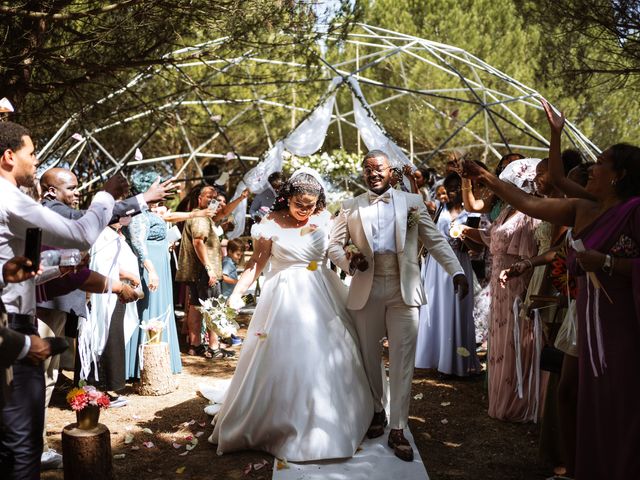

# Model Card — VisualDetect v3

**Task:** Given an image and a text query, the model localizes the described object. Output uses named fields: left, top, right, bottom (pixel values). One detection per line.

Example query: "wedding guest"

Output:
left=462, top=98, right=640, bottom=478
left=123, top=171, right=183, bottom=377
left=415, top=173, right=480, bottom=376
left=249, top=171, right=284, bottom=222
left=177, top=187, right=232, bottom=359
left=413, top=166, right=433, bottom=202
left=0, top=121, right=125, bottom=480
left=221, top=239, right=245, bottom=298
left=461, top=159, right=542, bottom=422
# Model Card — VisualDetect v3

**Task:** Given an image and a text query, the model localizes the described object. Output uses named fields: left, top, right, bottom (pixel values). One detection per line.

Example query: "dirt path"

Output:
left=42, top=342, right=551, bottom=480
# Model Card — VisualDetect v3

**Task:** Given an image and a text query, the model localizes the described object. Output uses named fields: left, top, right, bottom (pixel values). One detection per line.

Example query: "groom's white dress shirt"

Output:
left=0, top=176, right=115, bottom=316
left=369, top=192, right=396, bottom=254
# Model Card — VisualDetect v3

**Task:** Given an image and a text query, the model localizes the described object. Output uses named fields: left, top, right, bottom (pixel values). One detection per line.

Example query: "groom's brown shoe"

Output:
left=366, top=410, right=387, bottom=439
left=388, top=428, right=414, bottom=462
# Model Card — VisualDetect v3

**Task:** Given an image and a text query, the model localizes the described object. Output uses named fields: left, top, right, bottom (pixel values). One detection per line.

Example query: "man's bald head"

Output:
left=40, top=167, right=80, bottom=208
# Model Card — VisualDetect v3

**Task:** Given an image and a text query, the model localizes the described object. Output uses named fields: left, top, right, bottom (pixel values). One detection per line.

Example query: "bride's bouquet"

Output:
left=197, top=296, right=240, bottom=338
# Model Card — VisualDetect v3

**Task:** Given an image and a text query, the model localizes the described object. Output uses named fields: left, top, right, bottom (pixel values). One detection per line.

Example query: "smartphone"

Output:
left=24, top=227, right=42, bottom=273
left=208, top=199, right=220, bottom=213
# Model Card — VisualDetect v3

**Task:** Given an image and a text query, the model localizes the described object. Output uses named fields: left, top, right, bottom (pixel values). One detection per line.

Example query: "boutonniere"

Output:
left=344, top=243, right=360, bottom=259
left=407, top=207, right=420, bottom=230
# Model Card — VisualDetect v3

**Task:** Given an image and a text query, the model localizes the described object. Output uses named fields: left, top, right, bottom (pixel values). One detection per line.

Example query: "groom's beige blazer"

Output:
left=328, top=188, right=462, bottom=310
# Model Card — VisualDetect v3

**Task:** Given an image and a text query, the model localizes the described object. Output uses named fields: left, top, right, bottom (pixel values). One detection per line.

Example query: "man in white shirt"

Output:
left=248, top=171, right=284, bottom=221
left=329, top=150, right=468, bottom=462
left=0, top=121, right=126, bottom=480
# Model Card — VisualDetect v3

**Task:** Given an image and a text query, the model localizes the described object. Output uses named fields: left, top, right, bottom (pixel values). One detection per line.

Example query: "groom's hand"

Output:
left=453, top=273, right=469, bottom=299
left=349, top=252, right=369, bottom=273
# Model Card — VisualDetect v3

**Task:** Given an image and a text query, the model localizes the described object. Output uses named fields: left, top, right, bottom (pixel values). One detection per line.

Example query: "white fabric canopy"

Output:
left=228, top=78, right=340, bottom=238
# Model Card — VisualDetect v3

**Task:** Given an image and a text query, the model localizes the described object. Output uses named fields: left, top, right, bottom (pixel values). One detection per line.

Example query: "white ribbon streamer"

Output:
left=512, top=297, right=524, bottom=399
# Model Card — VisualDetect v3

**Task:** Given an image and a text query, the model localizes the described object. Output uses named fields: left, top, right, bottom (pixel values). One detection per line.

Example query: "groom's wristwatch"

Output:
left=602, top=254, right=613, bottom=275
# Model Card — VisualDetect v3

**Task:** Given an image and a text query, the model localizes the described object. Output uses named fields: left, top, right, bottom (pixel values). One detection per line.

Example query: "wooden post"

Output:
left=137, top=342, right=176, bottom=396
left=62, top=423, right=113, bottom=480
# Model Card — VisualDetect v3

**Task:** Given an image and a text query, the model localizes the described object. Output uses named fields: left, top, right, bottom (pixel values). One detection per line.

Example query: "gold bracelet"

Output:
left=461, top=186, right=472, bottom=191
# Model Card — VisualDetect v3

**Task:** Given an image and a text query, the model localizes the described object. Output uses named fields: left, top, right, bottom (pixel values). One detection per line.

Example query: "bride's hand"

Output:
left=227, top=294, right=245, bottom=310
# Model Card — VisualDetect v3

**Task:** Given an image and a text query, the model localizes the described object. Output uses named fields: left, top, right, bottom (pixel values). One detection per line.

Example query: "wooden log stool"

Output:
left=137, top=342, right=176, bottom=396
left=62, top=422, right=113, bottom=480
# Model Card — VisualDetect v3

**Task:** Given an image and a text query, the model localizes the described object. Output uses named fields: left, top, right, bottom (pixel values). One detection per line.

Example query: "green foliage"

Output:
left=360, top=0, right=640, bottom=167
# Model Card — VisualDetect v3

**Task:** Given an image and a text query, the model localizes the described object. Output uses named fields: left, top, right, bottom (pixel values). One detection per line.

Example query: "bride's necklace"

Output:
left=284, top=213, right=308, bottom=228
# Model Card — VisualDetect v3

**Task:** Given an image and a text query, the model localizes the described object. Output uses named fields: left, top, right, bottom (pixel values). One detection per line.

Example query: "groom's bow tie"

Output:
left=369, top=192, right=391, bottom=205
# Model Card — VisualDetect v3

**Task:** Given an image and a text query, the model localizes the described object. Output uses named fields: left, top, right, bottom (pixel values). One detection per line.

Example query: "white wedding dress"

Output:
left=209, top=210, right=373, bottom=461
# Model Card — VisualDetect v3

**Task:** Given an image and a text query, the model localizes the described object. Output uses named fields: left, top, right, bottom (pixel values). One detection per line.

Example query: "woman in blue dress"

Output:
left=415, top=172, right=480, bottom=376
left=123, top=171, right=183, bottom=378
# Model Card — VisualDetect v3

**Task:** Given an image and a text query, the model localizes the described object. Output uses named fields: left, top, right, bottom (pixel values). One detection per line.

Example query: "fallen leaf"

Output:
left=113, top=454, right=126, bottom=460
left=441, top=419, right=449, bottom=425
left=422, top=432, right=432, bottom=439
left=456, top=347, right=470, bottom=357
left=124, top=433, right=134, bottom=444
left=131, top=446, right=140, bottom=451
left=143, top=441, right=155, bottom=448
left=176, top=466, right=186, bottom=474
left=172, top=443, right=182, bottom=449
left=413, top=393, right=424, bottom=400
left=198, top=422, right=206, bottom=428
left=195, top=431, right=205, bottom=438
left=243, top=463, right=253, bottom=475
left=441, top=402, right=451, bottom=407
left=188, top=420, right=196, bottom=425
left=185, top=444, right=196, bottom=451
left=179, top=451, right=189, bottom=456
left=443, top=441, right=462, bottom=448
left=142, top=428, right=153, bottom=434
left=276, top=458, right=289, bottom=470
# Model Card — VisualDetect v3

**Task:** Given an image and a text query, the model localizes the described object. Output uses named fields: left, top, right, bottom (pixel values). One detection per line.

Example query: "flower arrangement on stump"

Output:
left=66, top=382, right=110, bottom=430
left=197, top=296, right=240, bottom=338
left=140, top=319, right=165, bottom=344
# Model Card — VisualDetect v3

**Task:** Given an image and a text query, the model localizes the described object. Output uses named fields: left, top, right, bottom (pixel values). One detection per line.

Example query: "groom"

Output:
left=328, top=150, right=468, bottom=461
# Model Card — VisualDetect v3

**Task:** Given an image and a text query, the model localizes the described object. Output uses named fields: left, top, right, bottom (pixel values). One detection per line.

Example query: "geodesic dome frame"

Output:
left=38, top=23, right=600, bottom=193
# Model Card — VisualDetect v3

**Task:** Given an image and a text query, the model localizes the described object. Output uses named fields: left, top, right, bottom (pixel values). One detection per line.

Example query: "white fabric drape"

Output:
left=228, top=78, right=340, bottom=239
left=347, top=77, right=411, bottom=169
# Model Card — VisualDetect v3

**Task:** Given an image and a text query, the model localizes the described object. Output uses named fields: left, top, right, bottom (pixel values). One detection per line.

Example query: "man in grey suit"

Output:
left=329, top=150, right=468, bottom=462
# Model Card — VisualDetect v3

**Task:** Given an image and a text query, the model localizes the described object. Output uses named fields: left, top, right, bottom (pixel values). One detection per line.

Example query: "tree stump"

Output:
left=62, top=423, right=113, bottom=480
left=137, top=342, right=175, bottom=396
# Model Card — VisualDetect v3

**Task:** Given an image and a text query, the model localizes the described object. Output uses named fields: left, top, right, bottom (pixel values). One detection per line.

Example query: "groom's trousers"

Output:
left=349, top=254, right=419, bottom=430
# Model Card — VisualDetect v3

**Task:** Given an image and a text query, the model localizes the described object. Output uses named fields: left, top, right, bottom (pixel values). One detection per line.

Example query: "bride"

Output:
left=209, top=167, right=373, bottom=461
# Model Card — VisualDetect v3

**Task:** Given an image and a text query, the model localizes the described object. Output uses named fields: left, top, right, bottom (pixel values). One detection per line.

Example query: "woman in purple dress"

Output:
left=463, top=99, right=640, bottom=480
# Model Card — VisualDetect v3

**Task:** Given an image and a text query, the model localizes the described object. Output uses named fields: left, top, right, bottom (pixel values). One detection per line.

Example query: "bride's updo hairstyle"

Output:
left=272, top=173, right=326, bottom=214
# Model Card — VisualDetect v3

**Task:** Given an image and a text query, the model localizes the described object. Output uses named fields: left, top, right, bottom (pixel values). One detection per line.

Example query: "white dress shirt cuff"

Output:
left=135, top=193, right=148, bottom=212
left=17, top=334, right=31, bottom=360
